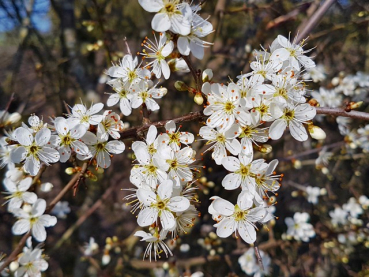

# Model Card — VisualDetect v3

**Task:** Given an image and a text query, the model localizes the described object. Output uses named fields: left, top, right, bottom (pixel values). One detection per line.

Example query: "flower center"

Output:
left=140, top=91, right=149, bottom=102
left=148, top=143, right=157, bottom=155
left=27, top=144, right=40, bottom=157
left=61, top=134, right=74, bottom=146
left=215, top=134, right=226, bottom=144
left=80, top=115, right=90, bottom=123
left=119, top=88, right=128, bottom=98
left=274, top=87, right=288, bottom=98
left=127, top=70, right=137, bottom=83
left=146, top=164, right=157, bottom=174
left=168, top=159, right=178, bottom=169
left=233, top=205, right=248, bottom=221
left=282, top=109, right=295, bottom=121
left=236, top=164, right=250, bottom=178
left=168, top=132, right=180, bottom=144
left=224, top=101, right=235, bottom=114
left=96, top=142, right=106, bottom=152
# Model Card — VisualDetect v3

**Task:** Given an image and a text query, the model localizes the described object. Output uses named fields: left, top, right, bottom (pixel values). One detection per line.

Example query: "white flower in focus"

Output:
left=140, top=32, right=174, bottom=79
left=136, top=180, right=190, bottom=230
left=51, top=201, right=71, bottom=219
left=12, top=199, right=57, bottom=242
left=5, top=167, right=24, bottom=183
left=305, top=186, right=320, bottom=204
left=14, top=247, right=48, bottom=277
left=50, top=117, right=89, bottom=163
left=269, top=102, right=316, bottom=141
left=202, top=82, right=251, bottom=132
left=10, top=127, right=60, bottom=176
left=221, top=155, right=265, bottom=192
left=199, top=125, right=241, bottom=165
left=3, top=177, right=37, bottom=212
left=343, top=197, right=363, bottom=218
left=157, top=146, right=195, bottom=186
left=67, top=103, right=104, bottom=129
left=212, top=192, right=266, bottom=244
left=107, top=54, right=150, bottom=85
left=270, top=35, right=315, bottom=71
left=329, top=207, right=348, bottom=226
left=138, top=0, right=192, bottom=36
left=243, top=52, right=283, bottom=81
left=270, top=74, right=306, bottom=104
left=285, top=212, right=315, bottom=242
left=106, top=80, right=133, bottom=116
left=130, top=80, right=166, bottom=112
left=238, top=248, right=271, bottom=277
left=134, top=229, right=172, bottom=261
left=253, top=159, right=281, bottom=203
left=79, top=132, right=125, bottom=169
left=97, top=110, right=124, bottom=140
left=157, top=120, right=194, bottom=151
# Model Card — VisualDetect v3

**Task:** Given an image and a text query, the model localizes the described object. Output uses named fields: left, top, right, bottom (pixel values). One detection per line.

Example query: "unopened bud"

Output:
left=23, top=204, right=32, bottom=213
left=9, top=261, right=19, bottom=272
left=293, top=160, right=302, bottom=169
left=194, top=93, right=204, bottom=105
left=65, top=167, right=76, bottom=175
left=174, top=81, right=189, bottom=92
left=202, top=69, right=213, bottom=82
left=331, top=77, right=340, bottom=86
left=40, top=182, right=54, bottom=192
left=7, top=112, right=21, bottom=125
left=308, top=125, right=326, bottom=140
left=259, top=144, right=272, bottom=154
left=102, top=254, right=111, bottom=265
left=163, top=262, right=169, bottom=270
left=348, top=101, right=363, bottom=110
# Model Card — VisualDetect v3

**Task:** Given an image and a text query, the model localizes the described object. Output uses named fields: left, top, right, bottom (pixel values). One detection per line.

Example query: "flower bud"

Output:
left=9, top=261, right=19, bottom=272
left=23, top=204, right=32, bottom=213
left=194, top=93, right=204, bottom=105
left=65, top=167, right=76, bottom=175
left=174, top=81, right=189, bottom=92
left=202, top=69, right=213, bottom=82
left=102, top=254, right=111, bottom=265
left=7, top=112, right=21, bottom=125
left=308, top=124, right=326, bottom=140
left=331, top=77, right=340, bottom=86
left=259, top=144, right=272, bottom=154
left=40, top=182, right=54, bottom=192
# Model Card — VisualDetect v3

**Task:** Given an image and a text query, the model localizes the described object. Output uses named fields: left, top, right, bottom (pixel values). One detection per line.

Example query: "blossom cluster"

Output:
left=202, top=34, right=317, bottom=244
left=127, top=122, right=199, bottom=261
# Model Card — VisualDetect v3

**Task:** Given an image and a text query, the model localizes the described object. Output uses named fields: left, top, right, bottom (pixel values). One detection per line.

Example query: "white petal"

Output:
left=147, top=125, right=157, bottom=145
left=88, top=103, right=104, bottom=115
left=269, top=119, right=287, bottom=140
left=120, top=98, right=132, bottom=116
left=22, top=192, right=37, bottom=204
left=137, top=189, right=156, bottom=206
left=12, top=219, right=31, bottom=235
left=38, top=147, right=60, bottom=164
left=39, top=214, right=57, bottom=227
left=222, top=173, right=241, bottom=190
left=238, top=222, right=256, bottom=244
left=24, top=156, right=41, bottom=176
left=221, top=156, right=240, bottom=172
left=32, top=222, right=47, bottom=242
left=216, top=218, right=235, bottom=238
left=18, top=177, right=32, bottom=191
left=14, top=127, right=33, bottom=146
left=32, top=199, right=46, bottom=217
left=138, top=0, right=163, bottom=12
left=177, top=36, right=190, bottom=56
left=225, top=139, right=241, bottom=156
left=152, top=13, right=171, bottom=32
left=105, top=141, right=125, bottom=154
left=161, top=61, right=171, bottom=79
left=160, top=210, right=175, bottom=230
left=10, top=146, right=27, bottom=163
left=107, top=93, right=120, bottom=107
left=70, top=124, right=87, bottom=139
left=168, top=196, right=190, bottom=212
left=158, top=179, right=173, bottom=200
left=54, top=117, right=69, bottom=135
left=137, top=207, right=158, bottom=227
left=97, top=151, right=111, bottom=169
left=213, top=198, right=235, bottom=216
left=289, top=120, right=308, bottom=141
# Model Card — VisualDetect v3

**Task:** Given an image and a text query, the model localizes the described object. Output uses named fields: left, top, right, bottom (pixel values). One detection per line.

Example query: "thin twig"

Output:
left=254, top=244, right=264, bottom=271
left=315, top=107, right=369, bottom=121
left=295, top=0, right=337, bottom=42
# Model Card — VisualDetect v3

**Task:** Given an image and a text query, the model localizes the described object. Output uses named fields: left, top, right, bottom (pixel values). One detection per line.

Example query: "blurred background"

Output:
left=1, top=0, right=369, bottom=276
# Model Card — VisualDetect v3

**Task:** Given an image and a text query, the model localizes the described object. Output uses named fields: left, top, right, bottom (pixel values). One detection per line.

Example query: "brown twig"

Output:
left=254, top=244, right=264, bottom=271
left=315, top=107, right=369, bottom=121
left=295, top=0, right=337, bottom=42
left=181, top=55, right=202, bottom=94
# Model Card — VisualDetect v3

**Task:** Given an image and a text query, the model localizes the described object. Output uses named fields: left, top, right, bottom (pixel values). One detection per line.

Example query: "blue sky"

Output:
left=0, top=0, right=51, bottom=33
